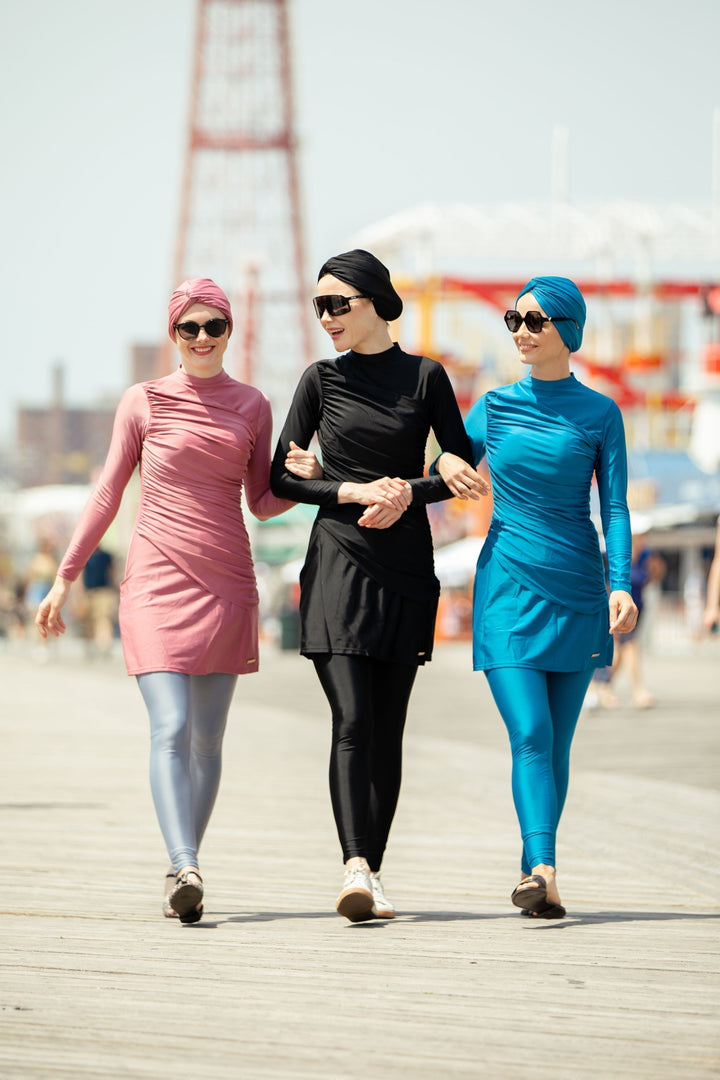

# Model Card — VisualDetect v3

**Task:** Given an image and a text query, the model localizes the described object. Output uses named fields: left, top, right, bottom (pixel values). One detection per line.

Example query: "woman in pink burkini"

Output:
left=36, top=278, right=301, bottom=923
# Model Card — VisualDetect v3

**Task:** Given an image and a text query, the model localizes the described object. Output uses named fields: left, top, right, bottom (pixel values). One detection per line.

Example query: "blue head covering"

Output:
left=516, top=275, right=586, bottom=353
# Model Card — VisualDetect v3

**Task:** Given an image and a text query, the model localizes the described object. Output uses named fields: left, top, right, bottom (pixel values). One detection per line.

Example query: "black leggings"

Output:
left=313, top=654, right=418, bottom=871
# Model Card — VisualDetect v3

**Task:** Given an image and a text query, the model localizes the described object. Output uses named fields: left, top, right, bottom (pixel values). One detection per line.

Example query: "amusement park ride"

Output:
left=160, top=0, right=312, bottom=404
left=395, top=274, right=720, bottom=414
left=164, top=0, right=720, bottom=472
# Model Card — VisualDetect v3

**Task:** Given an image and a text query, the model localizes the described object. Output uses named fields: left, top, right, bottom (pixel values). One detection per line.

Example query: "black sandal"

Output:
left=179, top=903, right=204, bottom=925
left=522, top=899, right=566, bottom=919
left=510, top=874, right=547, bottom=912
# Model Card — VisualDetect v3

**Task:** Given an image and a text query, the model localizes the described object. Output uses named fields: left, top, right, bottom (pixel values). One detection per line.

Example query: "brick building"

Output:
left=15, top=346, right=165, bottom=488
left=15, top=364, right=117, bottom=488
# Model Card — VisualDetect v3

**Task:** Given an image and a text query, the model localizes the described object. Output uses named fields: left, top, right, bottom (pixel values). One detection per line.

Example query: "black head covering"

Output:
left=318, top=248, right=403, bottom=322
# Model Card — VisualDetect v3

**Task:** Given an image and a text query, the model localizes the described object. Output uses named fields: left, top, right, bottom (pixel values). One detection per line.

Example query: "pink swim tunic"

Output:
left=58, top=368, right=293, bottom=676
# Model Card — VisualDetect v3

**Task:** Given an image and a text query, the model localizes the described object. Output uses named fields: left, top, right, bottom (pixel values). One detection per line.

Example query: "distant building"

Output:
left=130, top=343, right=162, bottom=385
left=16, top=364, right=116, bottom=488
left=14, top=345, right=165, bottom=489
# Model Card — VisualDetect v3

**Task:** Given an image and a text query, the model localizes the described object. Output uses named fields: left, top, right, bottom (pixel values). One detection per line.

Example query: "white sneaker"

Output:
left=336, top=866, right=375, bottom=922
left=370, top=871, right=395, bottom=918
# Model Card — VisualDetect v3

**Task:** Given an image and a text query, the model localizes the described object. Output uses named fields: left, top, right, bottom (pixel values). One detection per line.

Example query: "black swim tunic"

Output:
left=270, top=344, right=473, bottom=664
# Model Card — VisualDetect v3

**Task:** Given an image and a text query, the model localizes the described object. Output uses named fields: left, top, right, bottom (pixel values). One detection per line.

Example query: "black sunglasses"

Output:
left=312, top=294, right=369, bottom=319
left=174, top=318, right=230, bottom=340
left=504, top=309, right=578, bottom=334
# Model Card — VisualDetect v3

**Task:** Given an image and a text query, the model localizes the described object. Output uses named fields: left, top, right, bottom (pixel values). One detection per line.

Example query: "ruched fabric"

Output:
left=271, top=345, right=474, bottom=663
left=58, top=368, right=292, bottom=675
left=465, top=374, right=631, bottom=672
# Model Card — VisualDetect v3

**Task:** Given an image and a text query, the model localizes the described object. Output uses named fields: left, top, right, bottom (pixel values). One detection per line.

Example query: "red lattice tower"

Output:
left=164, top=0, right=312, bottom=406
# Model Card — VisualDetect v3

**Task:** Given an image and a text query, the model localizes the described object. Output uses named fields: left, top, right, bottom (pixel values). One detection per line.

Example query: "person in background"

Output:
left=435, top=276, right=637, bottom=919
left=36, top=278, right=297, bottom=924
left=702, top=515, right=720, bottom=632
left=81, top=545, right=118, bottom=658
left=611, top=527, right=666, bottom=707
left=24, top=539, right=58, bottom=611
left=25, top=538, right=59, bottom=659
left=271, top=249, right=484, bottom=922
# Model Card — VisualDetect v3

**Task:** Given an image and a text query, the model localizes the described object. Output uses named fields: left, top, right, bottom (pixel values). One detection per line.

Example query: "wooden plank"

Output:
left=1, top=639, right=718, bottom=1079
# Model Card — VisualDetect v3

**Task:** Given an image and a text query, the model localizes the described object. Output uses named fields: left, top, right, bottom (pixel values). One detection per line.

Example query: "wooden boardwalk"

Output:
left=1, top=636, right=718, bottom=1079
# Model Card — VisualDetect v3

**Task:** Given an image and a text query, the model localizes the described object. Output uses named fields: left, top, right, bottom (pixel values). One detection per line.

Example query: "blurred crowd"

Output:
left=0, top=538, right=119, bottom=659
left=2, top=517, right=718, bottom=686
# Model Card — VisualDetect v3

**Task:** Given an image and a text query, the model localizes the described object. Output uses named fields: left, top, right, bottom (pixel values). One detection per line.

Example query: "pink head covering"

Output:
left=167, top=278, right=233, bottom=341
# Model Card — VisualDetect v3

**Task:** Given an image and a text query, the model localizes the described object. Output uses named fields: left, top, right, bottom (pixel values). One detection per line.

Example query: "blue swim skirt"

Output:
left=472, top=556, right=612, bottom=673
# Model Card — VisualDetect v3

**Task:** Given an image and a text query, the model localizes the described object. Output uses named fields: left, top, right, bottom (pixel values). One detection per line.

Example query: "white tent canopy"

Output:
left=352, top=200, right=719, bottom=273
left=433, top=536, right=485, bottom=589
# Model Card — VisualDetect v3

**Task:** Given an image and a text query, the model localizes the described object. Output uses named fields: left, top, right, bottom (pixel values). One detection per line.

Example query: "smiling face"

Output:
left=174, top=303, right=230, bottom=378
left=511, top=292, right=571, bottom=380
left=315, top=274, right=392, bottom=355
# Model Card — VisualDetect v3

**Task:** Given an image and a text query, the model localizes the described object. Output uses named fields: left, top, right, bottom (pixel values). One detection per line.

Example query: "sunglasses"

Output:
left=174, top=318, right=230, bottom=340
left=504, top=310, right=578, bottom=334
left=312, top=294, right=369, bottom=319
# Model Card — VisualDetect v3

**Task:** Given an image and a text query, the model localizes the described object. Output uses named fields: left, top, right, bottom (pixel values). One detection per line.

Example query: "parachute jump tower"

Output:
left=165, top=0, right=312, bottom=402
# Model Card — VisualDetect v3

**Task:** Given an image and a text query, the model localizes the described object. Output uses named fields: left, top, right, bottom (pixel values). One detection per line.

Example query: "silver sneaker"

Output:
left=336, top=866, right=375, bottom=922
left=370, top=871, right=395, bottom=918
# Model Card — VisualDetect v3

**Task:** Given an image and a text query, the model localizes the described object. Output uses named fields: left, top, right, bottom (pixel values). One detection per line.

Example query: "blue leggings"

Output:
left=137, top=672, right=237, bottom=872
left=485, top=667, right=593, bottom=874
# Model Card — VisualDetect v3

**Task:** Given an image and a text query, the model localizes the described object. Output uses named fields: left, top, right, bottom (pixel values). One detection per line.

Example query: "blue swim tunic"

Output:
left=465, top=374, right=632, bottom=672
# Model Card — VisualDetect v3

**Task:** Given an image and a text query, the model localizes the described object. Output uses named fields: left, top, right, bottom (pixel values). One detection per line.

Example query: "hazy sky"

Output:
left=1, top=0, right=719, bottom=437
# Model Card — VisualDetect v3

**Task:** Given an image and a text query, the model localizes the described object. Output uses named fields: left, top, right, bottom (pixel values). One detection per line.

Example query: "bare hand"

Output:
left=357, top=503, right=405, bottom=529
left=609, top=589, right=638, bottom=634
left=339, top=477, right=412, bottom=511
left=285, top=440, right=324, bottom=480
left=436, top=452, right=491, bottom=500
left=35, top=576, right=72, bottom=639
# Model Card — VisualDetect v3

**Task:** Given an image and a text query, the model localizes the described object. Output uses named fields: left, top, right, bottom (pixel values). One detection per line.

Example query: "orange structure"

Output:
left=397, top=274, right=711, bottom=413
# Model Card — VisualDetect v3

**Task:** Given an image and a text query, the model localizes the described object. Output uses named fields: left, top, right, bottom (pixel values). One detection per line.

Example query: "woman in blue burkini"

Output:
left=436, top=276, right=638, bottom=919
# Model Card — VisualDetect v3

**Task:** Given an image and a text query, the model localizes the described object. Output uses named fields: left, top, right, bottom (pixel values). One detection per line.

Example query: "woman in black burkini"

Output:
left=271, top=249, right=486, bottom=921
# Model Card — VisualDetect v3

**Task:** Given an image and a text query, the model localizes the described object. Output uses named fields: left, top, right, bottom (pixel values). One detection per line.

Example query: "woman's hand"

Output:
left=35, top=576, right=72, bottom=639
left=357, top=503, right=405, bottom=529
left=436, top=453, right=491, bottom=500
left=285, top=440, right=324, bottom=479
left=609, top=590, right=638, bottom=634
left=338, top=477, right=412, bottom=511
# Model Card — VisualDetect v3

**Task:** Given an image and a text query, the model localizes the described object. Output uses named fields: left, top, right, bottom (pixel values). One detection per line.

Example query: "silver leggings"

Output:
left=137, top=672, right=237, bottom=872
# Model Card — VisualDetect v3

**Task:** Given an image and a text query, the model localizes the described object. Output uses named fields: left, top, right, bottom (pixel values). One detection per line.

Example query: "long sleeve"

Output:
left=272, top=356, right=473, bottom=508
left=57, top=384, right=148, bottom=581
left=244, top=394, right=296, bottom=520
left=274, top=348, right=455, bottom=604
left=463, top=394, right=488, bottom=466
left=457, top=376, right=627, bottom=615
left=270, top=365, right=343, bottom=506
left=406, top=364, right=475, bottom=506
left=596, top=402, right=632, bottom=593
left=430, top=393, right=487, bottom=476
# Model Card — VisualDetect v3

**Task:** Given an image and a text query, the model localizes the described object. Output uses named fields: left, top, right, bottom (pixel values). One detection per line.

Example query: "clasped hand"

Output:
left=285, top=441, right=324, bottom=479
left=284, top=442, right=411, bottom=529
left=435, top=452, right=491, bottom=500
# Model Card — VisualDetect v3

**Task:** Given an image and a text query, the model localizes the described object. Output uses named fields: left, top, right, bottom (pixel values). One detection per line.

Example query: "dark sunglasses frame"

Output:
left=312, top=294, right=369, bottom=319
left=504, top=309, right=578, bottom=334
left=174, top=318, right=230, bottom=340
